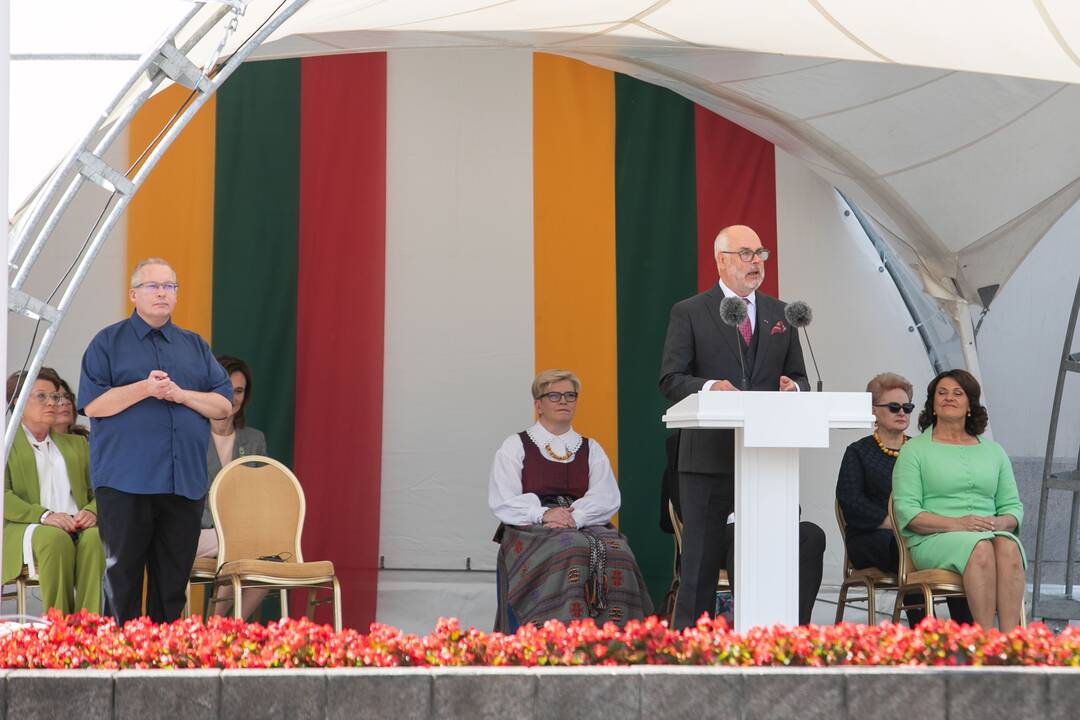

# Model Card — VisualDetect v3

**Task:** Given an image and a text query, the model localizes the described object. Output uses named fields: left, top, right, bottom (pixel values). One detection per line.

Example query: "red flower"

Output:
left=0, top=610, right=1074, bottom=669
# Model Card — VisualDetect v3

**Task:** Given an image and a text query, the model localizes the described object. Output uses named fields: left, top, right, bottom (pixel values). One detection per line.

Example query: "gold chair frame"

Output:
left=207, top=455, right=342, bottom=630
left=667, top=499, right=730, bottom=611
left=834, top=499, right=898, bottom=624
left=888, top=495, right=967, bottom=622
left=0, top=566, right=39, bottom=616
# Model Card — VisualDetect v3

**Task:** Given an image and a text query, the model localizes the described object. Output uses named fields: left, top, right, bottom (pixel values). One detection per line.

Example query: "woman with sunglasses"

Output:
left=489, top=369, right=652, bottom=631
left=893, top=369, right=1025, bottom=630
left=836, top=372, right=971, bottom=625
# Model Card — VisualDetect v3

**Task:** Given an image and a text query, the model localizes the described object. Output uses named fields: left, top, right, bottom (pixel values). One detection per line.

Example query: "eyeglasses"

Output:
left=133, top=282, right=179, bottom=293
left=57, top=394, right=74, bottom=406
left=720, top=248, right=770, bottom=262
left=30, top=392, right=66, bottom=405
left=538, top=391, right=579, bottom=403
left=874, top=402, right=915, bottom=414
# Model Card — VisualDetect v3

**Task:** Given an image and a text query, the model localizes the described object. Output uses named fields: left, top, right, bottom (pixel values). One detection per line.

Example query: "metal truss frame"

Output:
left=5, top=0, right=312, bottom=460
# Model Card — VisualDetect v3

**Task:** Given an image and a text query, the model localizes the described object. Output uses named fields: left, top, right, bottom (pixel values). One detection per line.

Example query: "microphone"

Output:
left=718, top=296, right=749, bottom=390
left=784, top=301, right=823, bottom=392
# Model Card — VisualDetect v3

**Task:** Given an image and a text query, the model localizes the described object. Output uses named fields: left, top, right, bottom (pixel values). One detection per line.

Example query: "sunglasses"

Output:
left=874, top=402, right=915, bottom=414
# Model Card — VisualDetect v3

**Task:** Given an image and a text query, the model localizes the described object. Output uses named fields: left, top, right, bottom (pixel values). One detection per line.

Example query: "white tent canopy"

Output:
left=12, top=0, right=1080, bottom=306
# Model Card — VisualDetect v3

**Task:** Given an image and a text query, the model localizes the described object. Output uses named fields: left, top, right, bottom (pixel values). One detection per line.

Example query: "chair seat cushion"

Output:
left=217, top=559, right=335, bottom=579
left=846, top=567, right=897, bottom=583
left=191, top=557, right=218, bottom=575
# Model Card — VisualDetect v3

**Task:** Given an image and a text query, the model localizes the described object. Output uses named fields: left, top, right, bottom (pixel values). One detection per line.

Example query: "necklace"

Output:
left=544, top=442, right=574, bottom=461
left=873, top=431, right=905, bottom=458
left=527, top=426, right=582, bottom=461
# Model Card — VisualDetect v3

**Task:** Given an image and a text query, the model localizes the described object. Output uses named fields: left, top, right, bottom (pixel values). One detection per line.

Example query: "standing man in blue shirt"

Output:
left=78, top=258, right=232, bottom=624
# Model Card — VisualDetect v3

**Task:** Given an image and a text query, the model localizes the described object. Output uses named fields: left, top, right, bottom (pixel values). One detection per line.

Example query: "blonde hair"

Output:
left=531, top=369, right=581, bottom=399
left=130, top=257, right=176, bottom=288
left=866, top=372, right=913, bottom=404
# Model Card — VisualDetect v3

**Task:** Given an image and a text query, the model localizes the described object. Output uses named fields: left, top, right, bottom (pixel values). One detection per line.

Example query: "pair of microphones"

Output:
left=718, top=296, right=823, bottom=392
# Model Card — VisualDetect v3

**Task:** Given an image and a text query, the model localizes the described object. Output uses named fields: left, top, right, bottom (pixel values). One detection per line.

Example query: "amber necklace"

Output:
left=873, top=431, right=906, bottom=458
left=527, top=425, right=582, bottom=461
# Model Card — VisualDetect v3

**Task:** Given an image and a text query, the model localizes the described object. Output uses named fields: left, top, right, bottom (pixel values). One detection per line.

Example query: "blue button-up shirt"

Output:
left=77, top=311, right=232, bottom=500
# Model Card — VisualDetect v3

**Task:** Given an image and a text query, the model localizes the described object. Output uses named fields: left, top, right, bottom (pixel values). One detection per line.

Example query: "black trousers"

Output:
left=725, top=521, right=826, bottom=625
left=95, top=487, right=204, bottom=625
left=673, top=471, right=734, bottom=630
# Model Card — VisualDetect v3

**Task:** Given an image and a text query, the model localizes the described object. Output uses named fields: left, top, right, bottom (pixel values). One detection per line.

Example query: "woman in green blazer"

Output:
left=4, top=370, right=104, bottom=615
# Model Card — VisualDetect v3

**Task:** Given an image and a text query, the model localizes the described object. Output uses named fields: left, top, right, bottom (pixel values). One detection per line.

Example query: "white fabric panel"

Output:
left=381, top=50, right=534, bottom=584
left=885, top=85, right=1080, bottom=250
left=376, top=570, right=496, bottom=635
left=6, top=140, right=128, bottom=393
left=728, top=63, right=948, bottom=122
left=775, top=148, right=935, bottom=588
left=818, top=0, right=1080, bottom=82
left=808, top=74, right=1060, bottom=176
left=644, top=0, right=878, bottom=61
left=976, top=201, right=1080, bottom=459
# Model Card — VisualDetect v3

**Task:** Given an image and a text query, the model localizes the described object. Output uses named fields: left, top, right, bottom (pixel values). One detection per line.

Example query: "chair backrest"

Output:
left=887, top=494, right=914, bottom=583
left=834, top=498, right=855, bottom=578
left=209, top=455, right=306, bottom=568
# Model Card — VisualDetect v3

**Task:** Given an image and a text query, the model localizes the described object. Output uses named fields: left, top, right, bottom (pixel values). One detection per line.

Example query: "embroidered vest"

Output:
left=518, top=430, right=590, bottom=500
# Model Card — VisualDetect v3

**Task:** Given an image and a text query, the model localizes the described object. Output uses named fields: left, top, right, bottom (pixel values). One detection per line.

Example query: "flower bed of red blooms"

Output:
left=1, top=610, right=1078, bottom=669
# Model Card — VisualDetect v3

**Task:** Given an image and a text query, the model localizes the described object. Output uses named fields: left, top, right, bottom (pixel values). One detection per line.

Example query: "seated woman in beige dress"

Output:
left=489, top=369, right=653, bottom=631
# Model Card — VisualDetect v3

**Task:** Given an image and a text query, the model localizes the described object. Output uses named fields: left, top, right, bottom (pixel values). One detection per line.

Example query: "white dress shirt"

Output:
left=703, top=279, right=756, bottom=392
left=21, top=426, right=79, bottom=578
left=488, top=421, right=620, bottom=529
left=704, top=279, right=798, bottom=392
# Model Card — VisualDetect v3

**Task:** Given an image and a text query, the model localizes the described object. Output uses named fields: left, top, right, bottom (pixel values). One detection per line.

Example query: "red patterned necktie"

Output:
left=738, top=297, right=752, bottom=345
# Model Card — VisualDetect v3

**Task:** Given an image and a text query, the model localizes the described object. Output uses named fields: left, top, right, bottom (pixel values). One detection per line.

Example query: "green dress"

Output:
left=893, top=430, right=1025, bottom=575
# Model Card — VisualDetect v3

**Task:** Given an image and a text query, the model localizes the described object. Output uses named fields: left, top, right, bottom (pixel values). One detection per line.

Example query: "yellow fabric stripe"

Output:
left=533, top=54, right=618, bottom=476
left=127, top=86, right=216, bottom=339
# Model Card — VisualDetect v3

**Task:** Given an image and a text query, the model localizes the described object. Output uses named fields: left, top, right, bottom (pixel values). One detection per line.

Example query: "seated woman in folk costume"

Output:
left=489, top=369, right=653, bottom=631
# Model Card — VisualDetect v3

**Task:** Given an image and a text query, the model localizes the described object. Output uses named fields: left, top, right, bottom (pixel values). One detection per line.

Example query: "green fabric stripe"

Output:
left=615, top=74, right=699, bottom=605
left=212, top=59, right=301, bottom=468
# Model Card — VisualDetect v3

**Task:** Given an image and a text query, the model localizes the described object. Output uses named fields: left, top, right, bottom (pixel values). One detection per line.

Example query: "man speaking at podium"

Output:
left=659, top=225, right=808, bottom=630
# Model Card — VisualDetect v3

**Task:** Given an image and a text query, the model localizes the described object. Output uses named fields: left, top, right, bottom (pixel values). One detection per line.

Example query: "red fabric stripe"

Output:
left=295, top=52, right=386, bottom=629
left=694, top=106, right=778, bottom=296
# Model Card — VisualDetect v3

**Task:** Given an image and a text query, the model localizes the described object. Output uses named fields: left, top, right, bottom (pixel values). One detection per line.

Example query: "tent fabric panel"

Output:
left=294, top=52, right=387, bottom=629
left=127, top=85, right=216, bottom=339
left=694, top=105, right=778, bottom=296
left=614, top=72, right=698, bottom=604
left=212, top=59, right=301, bottom=469
left=379, top=49, right=535, bottom=580
left=532, top=53, right=619, bottom=477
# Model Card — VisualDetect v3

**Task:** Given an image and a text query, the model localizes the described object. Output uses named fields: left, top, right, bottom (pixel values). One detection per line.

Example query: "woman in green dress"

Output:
left=893, top=369, right=1025, bottom=630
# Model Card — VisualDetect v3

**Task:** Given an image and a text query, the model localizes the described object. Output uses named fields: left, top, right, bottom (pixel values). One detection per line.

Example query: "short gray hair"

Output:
left=532, top=369, right=581, bottom=399
left=713, top=229, right=728, bottom=259
left=130, top=257, right=176, bottom=288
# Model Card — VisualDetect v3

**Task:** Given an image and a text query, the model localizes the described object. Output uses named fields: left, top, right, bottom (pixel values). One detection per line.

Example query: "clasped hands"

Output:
left=146, top=369, right=187, bottom=404
left=709, top=375, right=799, bottom=392
left=43, top=509, right=96, bottom=533
left=957, top=514, right=999, bottom=533
left=542, top=507, right=575, bottom=529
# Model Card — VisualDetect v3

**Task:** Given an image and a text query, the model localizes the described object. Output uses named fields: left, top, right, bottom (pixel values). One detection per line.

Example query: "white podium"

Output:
left=663, top=391, right=872, bottom=631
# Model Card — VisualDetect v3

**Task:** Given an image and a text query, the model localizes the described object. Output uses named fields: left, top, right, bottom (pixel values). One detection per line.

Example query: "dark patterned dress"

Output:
left=494, top=433, right=653, bottom=632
